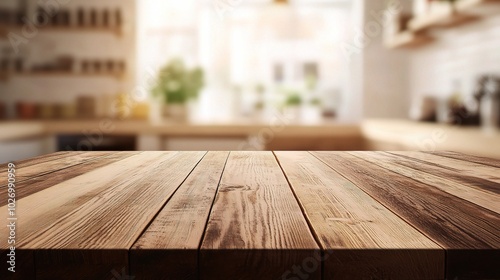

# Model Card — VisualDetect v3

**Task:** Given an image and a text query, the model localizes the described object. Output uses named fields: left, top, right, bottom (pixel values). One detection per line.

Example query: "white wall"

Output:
left=360, top=0, right=412, bottom=119
left=410, top=14, right=500, bottom=102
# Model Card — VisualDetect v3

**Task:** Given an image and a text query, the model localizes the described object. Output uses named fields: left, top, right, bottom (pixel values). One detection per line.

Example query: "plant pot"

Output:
left=302, top=105, right=322, bottom=123
left=164, top=103, right=188, bottom=122
left=283, top=106, right=302, bottom=123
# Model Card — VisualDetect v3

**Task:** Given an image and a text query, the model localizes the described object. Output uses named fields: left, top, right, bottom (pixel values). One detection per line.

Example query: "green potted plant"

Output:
left=302, top=97, right=323, bottom=123
left=253, top=84, right=266, bottom=118
left=283, top=91, right=303, bottom=122
left=152, top=59, right=204, bottom=121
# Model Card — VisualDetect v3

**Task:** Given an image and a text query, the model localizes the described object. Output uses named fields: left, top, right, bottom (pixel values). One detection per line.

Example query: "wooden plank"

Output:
left=428, top=151, right=500, bottom=168
left=1, top=151, right=73, bottom=169
left=349, top=151, right=500, bottom=214
left=0, top=152, right=113, bottom=186
left=312, top=151, right=500, bottom=280
left=200, top=151, right=320, bottom=280
left=0, top=151, right=206, bottom=279
left=390, top=151, right=500, bottom=185
left=0, top=152, right=137, bottom=207
left=381, top=152, right=500, bottom=196
left=15, top=151, right=115, bottom=181
left=131, top=151, right=229, bottom=280
left=274, top=151, right=444, bottom=279
left=0, top=152, right=79, bottom=183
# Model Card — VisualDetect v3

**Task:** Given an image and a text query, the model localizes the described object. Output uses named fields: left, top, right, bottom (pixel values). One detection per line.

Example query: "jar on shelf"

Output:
left=106, top=59, right=115, bottom=73
left=102, top=9, right=110, bottom=27
left=0, top=102, right=6, bottom=120
left=16, top=102, right=39, bottom=120
left=115, top=8, right=122, bottom=28
left=58, top=9, right=70, bottom=26
left=77, top=96, right=97, bottom=119
left=14, top=58, right=24, bottom=73
left=81, top=60, right=91, bottom=73
left=0, top=58, right=10, bottom=74
left=57, top=56, right=74, bottom=73
left=93, top=60, right=103, bottom=73
left=90, top=9, right=98, bottom=27
left=480, top=77, right=500, bottom=132
left=117, top=60, right=126, bottom=76
left=60, top=103, right=77, bottom=119
left=77, top=8, right=86, bottom=27
left=39, top=104, right=55, bottom=119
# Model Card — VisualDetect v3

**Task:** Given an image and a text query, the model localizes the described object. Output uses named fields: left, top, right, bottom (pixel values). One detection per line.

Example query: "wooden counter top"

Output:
left=0, top=122, right=46, bottom=142
left=1, top=151, right=499, bottom=279
left=0, top=120, right=361, bottom=141
left=363, top=119, right=500, bottom=158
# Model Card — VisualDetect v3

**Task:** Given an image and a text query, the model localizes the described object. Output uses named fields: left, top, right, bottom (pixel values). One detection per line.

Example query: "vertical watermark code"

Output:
left=6, top=163, right=17, bottom=273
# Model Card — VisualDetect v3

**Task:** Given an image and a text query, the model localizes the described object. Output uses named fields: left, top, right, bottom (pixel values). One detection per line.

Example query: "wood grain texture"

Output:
left=390, top=151, right=500, bottom=185
left=0, top=152, right=136, bottom=207
left=0, top=152, right=206, bottom=279
left=275, top=151, right=444, bottom=280
left=1, top=151, right=73, bottom=169
left=1, top=151, right=499, bottom=279
left=16, top=151, right=116, bottom=180
left=427, top=151, right=500, bottom=168
left=0, top=151, right=80, bottom=185
left=200, top=151, right=320, bottom=280
left=349, top=151, right=500, bottom=214
left=0, top=152, right=113, bottom=186
left=131, top=151, right=229, bottom=280
left=387, top=152, right=500, bottom=196
left=312, top=151, right=500, bottom=279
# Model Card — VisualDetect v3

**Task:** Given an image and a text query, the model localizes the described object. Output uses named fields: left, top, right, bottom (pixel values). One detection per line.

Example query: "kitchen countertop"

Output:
left=362, top=119, right=500, bottom=158
left=2, top=119, right=500, bottom=158
left=0, top=151, right=498, bottom=279
left=0, top=122, right=46, bottom=142
left=0, top=120, right=361, bottom=141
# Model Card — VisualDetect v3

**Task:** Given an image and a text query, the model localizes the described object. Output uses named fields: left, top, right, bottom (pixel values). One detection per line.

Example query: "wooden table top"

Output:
left=1, top=151, right=499, bottom=280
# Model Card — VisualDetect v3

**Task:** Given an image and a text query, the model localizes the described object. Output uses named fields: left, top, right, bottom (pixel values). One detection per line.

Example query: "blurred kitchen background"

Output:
left=1, top=0, right=500, bottom=162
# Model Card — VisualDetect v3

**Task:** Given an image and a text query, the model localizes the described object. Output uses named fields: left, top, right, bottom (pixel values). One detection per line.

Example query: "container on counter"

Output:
left=57, top=56, right=74, bottom=72
left=56, top=9, right=71, bottom=26
left=480, top=77, right=500, bottom=132
left=60, top=103, right=77, bottom=119
left=110, top=9, right=123, bottom=29
left=106, top=59, right=115, bottom=73
left=102, top=9, right=110, bottom=27
left=132, top=102, right=150, bottom=120
left=96, top=94, right=115, bottom=118
left=90, top=9, right=98, bottom=27
left=0, top=58, right=10, bottom=74
left=409, top=96, right=437, bottom=122
left=52, top=103, right=64, bottom=119
left=77, top=96, right=96, bottom=119
left=0, top=9, right=15, bottom=26
left=16, top=102, right=39, bottom=120
left=117, top=60, right=126, bottom=76
left=81, top=60, right=91, bottom=73
left=39, top=104, right=55, bottom=119
left=77, top=8, right=86, bottom=27
left=0, top=102, right=6, bottom=120
left=14, top=58, right=24, bottom=73
left=114, top=93, right=131, bottom=119
left=93, top=60, right=103, bottom=73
